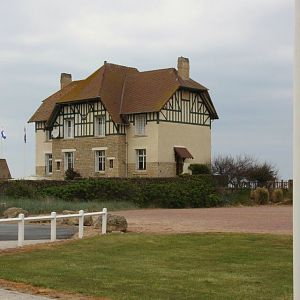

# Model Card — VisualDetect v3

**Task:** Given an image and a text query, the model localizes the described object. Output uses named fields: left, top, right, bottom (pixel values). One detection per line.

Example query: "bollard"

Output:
left=78, top=210, right=84, bottom=239
left=51, top=212, right=57, bottom=241
left=18, top=213, right=24, bottom=247
left=102, top=208, right=107, bottom=234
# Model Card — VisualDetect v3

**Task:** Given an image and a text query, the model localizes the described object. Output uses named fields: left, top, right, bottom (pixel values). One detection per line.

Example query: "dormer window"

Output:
left=95, top=116, right=106, bottom=137
left=135, top=114, right=146, bottom=136
left=64, top=118, right=74, bottom=139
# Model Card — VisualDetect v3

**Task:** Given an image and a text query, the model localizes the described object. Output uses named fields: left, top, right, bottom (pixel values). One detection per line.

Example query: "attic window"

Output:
left=135, top=114, right=146, bottom=136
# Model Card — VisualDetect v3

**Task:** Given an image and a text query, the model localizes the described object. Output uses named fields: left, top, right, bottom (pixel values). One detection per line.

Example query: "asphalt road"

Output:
left=0, top=224, right=77, bottom=241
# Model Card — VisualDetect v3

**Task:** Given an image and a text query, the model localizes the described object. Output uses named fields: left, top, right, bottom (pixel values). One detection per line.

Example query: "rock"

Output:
left=94, top=214, right=127, bottom=232
left=61, top=210, right=93, bottom=226
left=3, top=207, right=28, bottom=218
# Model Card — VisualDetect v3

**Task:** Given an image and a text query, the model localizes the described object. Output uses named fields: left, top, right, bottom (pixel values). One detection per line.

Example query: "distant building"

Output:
left=0, top=159, right=12, bottom=180
left=29, top=57, right=218, bottom=179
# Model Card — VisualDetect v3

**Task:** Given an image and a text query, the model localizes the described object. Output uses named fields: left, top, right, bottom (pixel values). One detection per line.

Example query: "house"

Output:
left=0, top=159, right=12, bottom=180
left=29, top=57, right=218, bottom=179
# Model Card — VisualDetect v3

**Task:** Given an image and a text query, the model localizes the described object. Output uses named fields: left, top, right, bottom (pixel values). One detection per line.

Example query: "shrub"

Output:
left=253, top=187, right=269, bottom=205
left=3, top=181, right=37, bottom=199
left=272, top=188, right=284, bottom=203
left=65, top=168, right=81, bottom=180
left=189, top=164, right=211, bottom=175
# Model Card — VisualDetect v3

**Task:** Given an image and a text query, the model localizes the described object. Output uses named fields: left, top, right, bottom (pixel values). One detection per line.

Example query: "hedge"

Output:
left=0, top=176, right=221, bottom=209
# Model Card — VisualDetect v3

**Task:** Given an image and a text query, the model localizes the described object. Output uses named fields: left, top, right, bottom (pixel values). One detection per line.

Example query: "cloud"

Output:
left=0, top=0, right=292, bottom=178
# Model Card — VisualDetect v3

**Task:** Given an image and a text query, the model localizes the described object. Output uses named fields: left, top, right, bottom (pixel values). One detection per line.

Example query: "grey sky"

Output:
left=0, top=0, right=293, bottom=179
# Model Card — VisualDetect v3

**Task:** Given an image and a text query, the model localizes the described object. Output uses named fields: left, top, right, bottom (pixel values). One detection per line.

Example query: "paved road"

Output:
left=0, top=224, right=77, bottom=241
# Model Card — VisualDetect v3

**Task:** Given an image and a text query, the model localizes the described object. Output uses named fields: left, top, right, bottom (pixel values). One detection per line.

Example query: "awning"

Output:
left=174, top=147, right=193, bottom=159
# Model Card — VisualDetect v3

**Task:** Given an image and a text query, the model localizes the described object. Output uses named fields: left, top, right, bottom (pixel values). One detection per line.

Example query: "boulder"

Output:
left=94, top=214, right=127, bottom=232
left=61, top=210, right=93, bottom=226
left=3, top=207, right=28, bottom=218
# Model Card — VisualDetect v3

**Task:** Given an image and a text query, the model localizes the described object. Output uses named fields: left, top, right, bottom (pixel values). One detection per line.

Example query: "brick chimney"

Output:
left=60, top=73, right=72, bottom=89
left=177, top=57, right=190, bottom=80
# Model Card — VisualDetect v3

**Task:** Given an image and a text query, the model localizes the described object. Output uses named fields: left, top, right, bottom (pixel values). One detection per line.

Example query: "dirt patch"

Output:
left=114, top=205, right=292, bottom=235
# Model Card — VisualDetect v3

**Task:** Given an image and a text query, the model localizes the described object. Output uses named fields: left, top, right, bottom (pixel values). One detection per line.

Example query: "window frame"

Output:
left=64, top=152, right=74, bottom=171
left=94, top=115, right=106, bottom=137
left=135, top=114, right=146, bottom=136
left=95, top=150, right=106, bottom=172
left=136, top=149, right=146, bottom=170
left=64, top=118, right=74, bottom=139
left=45, top=154, right=53, bottom=175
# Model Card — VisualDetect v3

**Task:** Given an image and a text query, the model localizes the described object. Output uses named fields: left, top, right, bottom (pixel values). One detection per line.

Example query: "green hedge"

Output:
left=0, top=176, right=220, bottom=209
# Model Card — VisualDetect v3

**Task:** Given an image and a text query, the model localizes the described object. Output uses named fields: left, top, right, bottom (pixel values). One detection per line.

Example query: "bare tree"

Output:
left=212, top=154, right=277, bottom=187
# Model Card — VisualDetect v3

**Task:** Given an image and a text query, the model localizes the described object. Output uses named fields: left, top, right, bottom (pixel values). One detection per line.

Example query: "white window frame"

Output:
left=45, top=154, right=53, bottom=175
left=64, top=152, right=74, bottom=171
left=95, top=150, right=106, bottom=172
left=136, top=149, right=146, bottom=170
left=64, top=118, right=74, bottom=139
left=135, top=114, right=146, bottom=136
left=94, top=115, right=106, bottom=137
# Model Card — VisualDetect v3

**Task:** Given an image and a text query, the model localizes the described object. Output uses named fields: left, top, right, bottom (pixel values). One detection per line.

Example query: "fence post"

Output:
left=51, top=212, right=57, bottom=241
left=18, top=213, right=24, bottom=247
left=102, top=208, right=107, bottom=234
left=78, top=210, right=84, bottom=239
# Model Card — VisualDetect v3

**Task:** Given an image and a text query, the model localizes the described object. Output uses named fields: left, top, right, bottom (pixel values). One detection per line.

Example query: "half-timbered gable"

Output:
left=160, top=90, right=211, bottom=127
left=51, top=100, right=126, bottom=139
left=29, top=57, right=218, bottom=179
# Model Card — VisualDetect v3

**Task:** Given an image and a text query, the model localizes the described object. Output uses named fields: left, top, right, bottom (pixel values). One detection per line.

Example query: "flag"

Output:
left=0, top=130, right=6, bottom=140
left=24, top=127, right=27, bottom=143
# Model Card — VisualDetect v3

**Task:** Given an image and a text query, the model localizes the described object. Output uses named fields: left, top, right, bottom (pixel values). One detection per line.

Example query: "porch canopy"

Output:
left=174, top=147, right=193, bottom=159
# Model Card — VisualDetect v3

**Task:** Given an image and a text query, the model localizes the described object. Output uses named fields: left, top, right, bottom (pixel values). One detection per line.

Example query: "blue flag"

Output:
left=1, top=130, right=6, bottom=140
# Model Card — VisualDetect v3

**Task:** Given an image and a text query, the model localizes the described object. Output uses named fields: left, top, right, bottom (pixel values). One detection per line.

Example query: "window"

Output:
left=64, top=152, right=74, bottom=171
left=95, top=150, right=106, bottom=172
left=45, top=154, right=52, bottom=175
left=95, top=116, right=106, bottom=137
left=135, top=114, right=146, bottom=135
left=56, top=161, right=61, bottom=171
left=136, top=149, right=146, bottom=170
left=64, top=119, right=74, bottom=138
left=109, top=159, right=114, bottom=169
left=46, top=130, right=52, bottom=141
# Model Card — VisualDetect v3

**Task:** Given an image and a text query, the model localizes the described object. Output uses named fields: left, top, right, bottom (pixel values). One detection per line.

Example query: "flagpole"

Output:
left=294, top=0, right=300, bottom=298
left=23, top=126, right=26, bottom=179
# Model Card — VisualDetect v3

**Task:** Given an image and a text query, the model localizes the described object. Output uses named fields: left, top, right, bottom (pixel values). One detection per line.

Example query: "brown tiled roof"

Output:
left=174, top=147, right=194, bottom=159
left=29, top=62, right=218, bottom=124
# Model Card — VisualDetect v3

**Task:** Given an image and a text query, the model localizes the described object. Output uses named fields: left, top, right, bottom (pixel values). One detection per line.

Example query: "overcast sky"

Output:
left=0, top=0, right=293, bottom=179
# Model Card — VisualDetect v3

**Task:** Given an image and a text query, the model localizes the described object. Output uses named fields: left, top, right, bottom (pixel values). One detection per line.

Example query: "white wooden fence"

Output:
left=0, top=208, right=108, bottom=247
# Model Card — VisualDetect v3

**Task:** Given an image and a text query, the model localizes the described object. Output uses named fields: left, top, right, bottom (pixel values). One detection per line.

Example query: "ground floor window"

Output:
left=95, top=150, right=106, bottom=172
left=45, top=154, right=52, bottom=175
left=136, top=149, right=146, bottom=170
left=64, top=152, right=74, bottom=171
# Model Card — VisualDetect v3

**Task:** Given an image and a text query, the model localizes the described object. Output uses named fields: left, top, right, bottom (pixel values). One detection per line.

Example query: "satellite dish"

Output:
left=52, top=127, right=59, bottom=138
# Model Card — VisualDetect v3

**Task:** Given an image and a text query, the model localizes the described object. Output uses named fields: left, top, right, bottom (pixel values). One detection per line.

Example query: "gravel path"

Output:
left=0, top=288, right=52, bottom=300
left=115, top=206, right=292, bottom=235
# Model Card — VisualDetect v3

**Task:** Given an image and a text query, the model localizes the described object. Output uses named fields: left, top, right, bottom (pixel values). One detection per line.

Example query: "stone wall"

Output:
left=127, top=162, right=176, bottom=177
left=51, top=136, right=126, bottom=179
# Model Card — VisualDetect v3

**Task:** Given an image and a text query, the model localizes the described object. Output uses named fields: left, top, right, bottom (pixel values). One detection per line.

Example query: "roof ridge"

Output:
left=137, top=67, right=176, bottom=74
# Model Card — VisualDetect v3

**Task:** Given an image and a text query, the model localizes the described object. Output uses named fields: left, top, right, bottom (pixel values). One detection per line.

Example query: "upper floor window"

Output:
left=46, top=130, right=52, bottom=142
left=135, top=114, right=146, bottom=136
left=95, top=150, right=106, bottom=172
left=136, top=149, right=146, bottom=170
left=64, top=118, right=74, bottom=139
left=64, top=152, right=74, bottom=171
left=95, top=116, right=106, bottom=137
left=45, top=154, right=52, bottom=175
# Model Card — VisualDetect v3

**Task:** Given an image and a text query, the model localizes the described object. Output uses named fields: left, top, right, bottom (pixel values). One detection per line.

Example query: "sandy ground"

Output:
left=114, top=205, right=292, bottom=235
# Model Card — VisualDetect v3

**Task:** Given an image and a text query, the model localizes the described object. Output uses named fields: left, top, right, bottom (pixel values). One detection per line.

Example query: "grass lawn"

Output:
left=0, top=233, right=292, bottom=300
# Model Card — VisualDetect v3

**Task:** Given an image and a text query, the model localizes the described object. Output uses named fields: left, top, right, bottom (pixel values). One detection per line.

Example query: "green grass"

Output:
left=0, top=233, right=292, bottom=300
left=0, top=196, right=138, bottom=215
